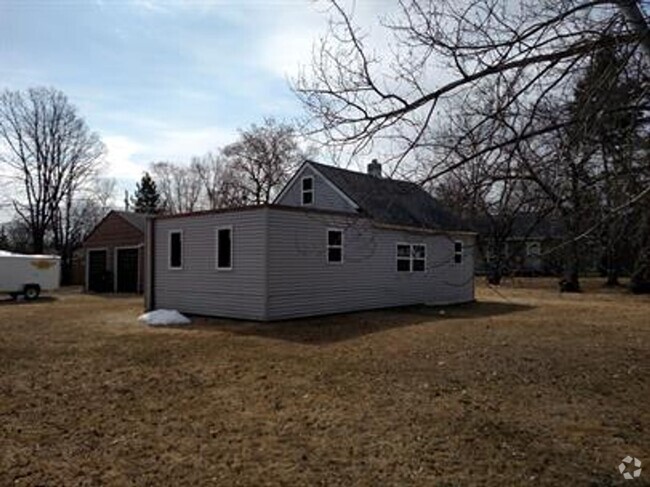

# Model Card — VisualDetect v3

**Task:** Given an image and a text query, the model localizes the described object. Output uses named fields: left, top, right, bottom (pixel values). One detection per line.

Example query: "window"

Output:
left=412, top=244, right=426, bottom=271
left=169, top=230, right=182, bottom=269
left=397, top=243, right=426, bottom=272
left=216, top=227, right=233, bottom=270
left=454, top=241, right=463, bottom=264
left=327, top=229, right=343, bottom=263
left=526, top=241, right=541, bottom=258
left=397, top=244, right=411, bottom=272
left=301, top=176, right=313, bottom=205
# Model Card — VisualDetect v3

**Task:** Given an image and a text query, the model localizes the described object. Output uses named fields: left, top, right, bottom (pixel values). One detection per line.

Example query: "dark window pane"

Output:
left=302, top=191, right=313, bottom=205
left=170, top=232, right=182, bottom=268
left=328, top=248, right=342, bottom=263
left=328, top=230, right=342, bottom=246
left=397, top=259, right=410, bottom=272
left=454, top=242, right=463, bottom=253
left=397, top=245, right=411, bottom=258
left=218, top=228, right=232, bottom=268
left=302, top=177, right=313, bottom=190
left=454, top=253, right=462, bottom=264
left=412, top=245, right=426, bottom=259
left=413, top=259, right=425, bottom=272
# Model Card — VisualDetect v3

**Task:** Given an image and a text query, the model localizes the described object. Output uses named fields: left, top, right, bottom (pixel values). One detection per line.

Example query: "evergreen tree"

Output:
left=0, top=225, right=9, bottom=251
left=132, top=172, right=162, bottom=214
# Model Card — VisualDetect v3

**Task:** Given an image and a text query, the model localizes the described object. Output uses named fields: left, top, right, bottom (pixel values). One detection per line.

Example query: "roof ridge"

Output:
left=307, top=160, right=423, bottom=188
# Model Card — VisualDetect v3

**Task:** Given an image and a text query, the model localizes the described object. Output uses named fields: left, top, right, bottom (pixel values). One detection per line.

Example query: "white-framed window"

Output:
left=396, top=243, right=426, bottom=272
left=216, top=226, right=233, bottom=270
left=412, top=244, right=426, bottom=271
left=454, top=241, right=463, bottom=264
left=301, top=176, right=313, bottom=205
left=169, top=230, right=183, bottom=270
left=526, top=241, right=541, bottom=258
left=327, top=229, right=343, bottom=263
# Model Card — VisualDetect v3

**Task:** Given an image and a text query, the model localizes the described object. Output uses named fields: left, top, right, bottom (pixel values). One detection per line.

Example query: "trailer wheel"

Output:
left=23, top=285, right=40, bottom=301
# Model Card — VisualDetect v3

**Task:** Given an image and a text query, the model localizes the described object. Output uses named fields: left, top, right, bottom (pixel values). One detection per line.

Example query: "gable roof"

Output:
left=114, top=210, right=148, bottom=233
left=83, top=210, right=148, bottom=245
left=305, top=161, right=467, bottom=231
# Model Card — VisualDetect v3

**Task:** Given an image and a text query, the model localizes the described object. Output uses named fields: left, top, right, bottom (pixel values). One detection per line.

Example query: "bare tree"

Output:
left=194, top=152, right=248, bottom=209
left=151, top=161, right=203, bottom=214
left=0, top=87, right=105, bottom=253
left=51, top=177, right=116, bottom=284
left=432, top=99, right=556, bottom=284
left=222, top=118, right=304, bottom=205
left=294, top=0, right=648, bottom=178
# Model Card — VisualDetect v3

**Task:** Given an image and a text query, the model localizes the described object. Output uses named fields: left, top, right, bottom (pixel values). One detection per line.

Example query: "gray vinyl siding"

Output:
left=153, top=209, right=268, bottom=320
left=276, top=166, right=357, bottom=213
left=265, top=208, right=475, bottom=320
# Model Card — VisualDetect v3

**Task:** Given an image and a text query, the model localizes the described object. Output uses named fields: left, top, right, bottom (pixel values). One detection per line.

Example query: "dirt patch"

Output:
left=0, top=281, right=648, bottom=486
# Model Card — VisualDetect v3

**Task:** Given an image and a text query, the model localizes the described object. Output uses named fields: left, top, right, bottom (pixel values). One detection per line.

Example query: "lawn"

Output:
left=0, top=281, right=648, bottom=486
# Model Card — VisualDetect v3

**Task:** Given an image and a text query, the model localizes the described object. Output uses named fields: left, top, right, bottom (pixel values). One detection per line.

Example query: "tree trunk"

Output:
left=560, top=239, right=582, bottom=292
left=605, top=271, right=620, bottom=287
left=629, top=239, right=650, bottom=294
left=31, top=230, right=45, bottom=254
left=604, top=249, right=621, bottom=286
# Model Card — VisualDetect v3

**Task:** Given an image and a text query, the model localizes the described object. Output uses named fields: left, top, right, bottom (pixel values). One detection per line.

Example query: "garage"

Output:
left=115, top=247, right=140, bottom=293
left=82, top=211, right=146, bottom=294
left=87, top=249, right=108, bottom=292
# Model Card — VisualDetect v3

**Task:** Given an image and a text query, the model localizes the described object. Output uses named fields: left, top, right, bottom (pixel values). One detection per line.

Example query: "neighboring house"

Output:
left=144, top=160, right=476, bottom=320
left=83, top=211, right=147, bottom=293
left=473, top=215, right=565, bottom=276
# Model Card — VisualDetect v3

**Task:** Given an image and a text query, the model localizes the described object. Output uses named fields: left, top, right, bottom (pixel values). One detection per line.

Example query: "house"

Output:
left=473, top=214, right=565, bottom=277
left=83, top=210, right=147, bottom=293
left=144, top=160, right=476, bottom=320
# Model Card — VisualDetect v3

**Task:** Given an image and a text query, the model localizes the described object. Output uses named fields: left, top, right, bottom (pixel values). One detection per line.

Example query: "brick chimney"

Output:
left=367, top=159, right=382, bottom=178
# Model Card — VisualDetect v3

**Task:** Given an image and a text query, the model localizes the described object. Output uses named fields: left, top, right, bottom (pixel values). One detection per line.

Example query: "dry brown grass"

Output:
left=0, top=280, right=648, bottom=486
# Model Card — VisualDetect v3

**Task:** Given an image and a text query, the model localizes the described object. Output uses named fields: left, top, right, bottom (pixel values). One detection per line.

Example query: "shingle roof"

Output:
left=114, top=211, right=148, bottom=233
left=308, top=161, right=467, bottom=231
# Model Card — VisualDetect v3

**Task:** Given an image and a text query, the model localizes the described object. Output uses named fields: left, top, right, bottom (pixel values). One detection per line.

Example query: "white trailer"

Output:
left=0, top=250, right=61, bottom=300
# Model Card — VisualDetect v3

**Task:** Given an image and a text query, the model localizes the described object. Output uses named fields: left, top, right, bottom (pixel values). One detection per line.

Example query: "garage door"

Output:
left=116, top=248, right=139, bottom=293
left=88, top=250, right=108, bottom=292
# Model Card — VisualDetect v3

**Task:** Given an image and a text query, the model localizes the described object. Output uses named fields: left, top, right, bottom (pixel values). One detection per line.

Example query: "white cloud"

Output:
left=103, top=124, right=236, bottom=181
left=154, top=125, right=237, bottom=161
left=259, top=24, right=322, bottom=80
left=104, top=135, right=148, bottom=180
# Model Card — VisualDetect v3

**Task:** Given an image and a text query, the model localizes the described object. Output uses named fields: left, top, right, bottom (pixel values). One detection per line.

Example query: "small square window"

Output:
left=397, top=259, right=411, bottom=272
left=328, top=231, right=342, bottom=246
left=526, top=241, right=541, bottom=258
left=328, top=248, right=342, bottom=263
left=397, top=243, right=425, bottom=272
left=397, top=245, right=411, bottom=258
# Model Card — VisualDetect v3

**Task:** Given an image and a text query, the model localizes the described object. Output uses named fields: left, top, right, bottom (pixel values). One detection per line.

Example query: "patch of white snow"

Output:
left=138, top=309, right=191, bottom=326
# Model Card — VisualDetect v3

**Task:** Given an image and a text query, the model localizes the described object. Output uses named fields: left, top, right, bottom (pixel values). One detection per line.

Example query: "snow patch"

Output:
left=138, top=309, right=191, bottom=326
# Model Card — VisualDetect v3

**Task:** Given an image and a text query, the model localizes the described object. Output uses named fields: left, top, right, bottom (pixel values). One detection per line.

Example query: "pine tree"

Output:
left=132, top=172, right=162, bottom=214
left=0, top=225, right=9, bottom=251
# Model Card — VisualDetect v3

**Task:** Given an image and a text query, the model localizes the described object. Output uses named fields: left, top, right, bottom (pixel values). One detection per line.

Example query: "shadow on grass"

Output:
left=0, top=296, right=57, bottom=306
left=186, top=300, right=534, bottom=345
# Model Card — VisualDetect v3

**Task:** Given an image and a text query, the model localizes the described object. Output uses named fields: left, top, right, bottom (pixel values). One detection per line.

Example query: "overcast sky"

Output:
left=0, top=0, right=390, bottom=196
